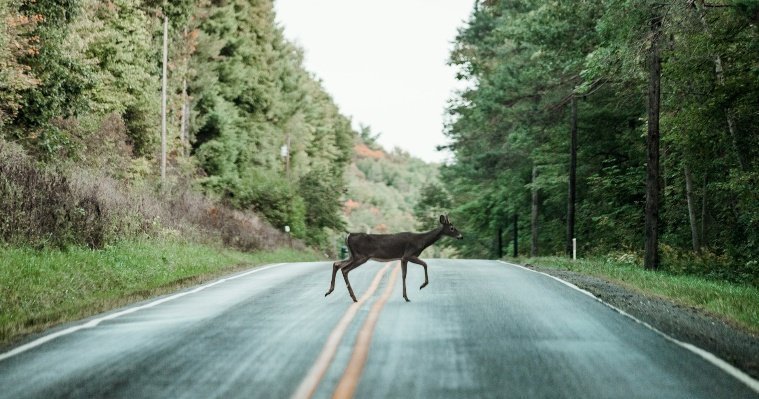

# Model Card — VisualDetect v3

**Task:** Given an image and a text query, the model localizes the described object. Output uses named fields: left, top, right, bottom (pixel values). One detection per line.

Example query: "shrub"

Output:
left=0, top=138, right=303, bottom=252
left=0, top=140, right=106, bottom=248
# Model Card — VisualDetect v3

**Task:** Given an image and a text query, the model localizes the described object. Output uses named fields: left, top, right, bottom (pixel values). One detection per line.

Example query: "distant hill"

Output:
left=342, top=139, right=440, bottom=236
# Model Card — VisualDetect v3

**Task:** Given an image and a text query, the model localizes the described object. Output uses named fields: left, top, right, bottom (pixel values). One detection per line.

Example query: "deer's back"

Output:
left=347, top=232, right=419, bottom=260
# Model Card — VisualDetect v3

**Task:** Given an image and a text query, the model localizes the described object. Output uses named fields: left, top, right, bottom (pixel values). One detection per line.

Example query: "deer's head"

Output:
left=439, top=215, right=463, bottom=240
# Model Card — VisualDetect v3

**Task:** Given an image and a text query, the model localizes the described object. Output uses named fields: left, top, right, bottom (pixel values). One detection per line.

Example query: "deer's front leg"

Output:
left=407, top=256, right=428, bottom=290
left=401, top=260, right=409, bottom=302
left=325, top=261, right=342, bottom=297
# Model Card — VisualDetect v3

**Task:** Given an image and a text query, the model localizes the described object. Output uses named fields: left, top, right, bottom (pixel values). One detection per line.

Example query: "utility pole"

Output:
left=513, top=214, right=518, bottom=257
left=286, top=133, right=291, bottom=178
left=497, top=226, right=502, bottom=259
left=566, top=95, right=577, bottom=257
left=179, top=78, right=188, bottom=157
left=160, top=15, right=169, bottom=181
left=179, top=27, right=190, bottom=158
left=281, top=133, right=291, bottom=178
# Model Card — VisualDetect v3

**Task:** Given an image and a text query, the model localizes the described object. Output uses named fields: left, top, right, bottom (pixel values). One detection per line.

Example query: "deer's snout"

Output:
left=457, top=234, right=463, bottom=240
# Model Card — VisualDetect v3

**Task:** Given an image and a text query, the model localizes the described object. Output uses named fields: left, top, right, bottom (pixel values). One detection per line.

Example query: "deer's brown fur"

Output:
left=325, top=215, right=463, bottom=302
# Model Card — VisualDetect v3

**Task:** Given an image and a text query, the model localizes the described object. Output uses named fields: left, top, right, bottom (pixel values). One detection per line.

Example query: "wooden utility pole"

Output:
left=286, top=133, right=291, bottom=178
left=160, top=15, right=169, bottom=181
left=566, top=95, right=577, bottom=257
left=179, top=78, right=188, bottom=157
left=512, top=214, right=518, bottom=257
left=281, top=133, right=291, bottom=178
left=644, top=12, right=662, bottom=270
left=497, top=226, right=502, bottom=259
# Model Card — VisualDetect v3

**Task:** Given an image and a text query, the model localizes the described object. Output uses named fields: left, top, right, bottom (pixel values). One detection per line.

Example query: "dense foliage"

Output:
left=443, top=0, right=758, bottom=281
left=0, top=0, right=353, bottom=250
left=343, top=130, right=440, bottom=234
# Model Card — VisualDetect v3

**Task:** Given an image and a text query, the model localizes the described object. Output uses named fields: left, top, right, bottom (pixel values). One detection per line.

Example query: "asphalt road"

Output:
left=1, top=259, right=756, bottom=398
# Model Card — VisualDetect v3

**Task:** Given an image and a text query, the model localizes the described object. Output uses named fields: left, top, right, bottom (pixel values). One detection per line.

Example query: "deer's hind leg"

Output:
left=407, top=256, right=429, bottom=290
left=401, top=260, right=410, bottom=302
left=341, top=257, right=368, bottom=302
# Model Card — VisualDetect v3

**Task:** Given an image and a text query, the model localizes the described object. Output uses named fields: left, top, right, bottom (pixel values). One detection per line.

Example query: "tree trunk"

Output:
left=644, top=13, right=662, bottom=270
left=566, top=95, right=577, bottom=257
left=684, top=165, right=700, bottom=252
left=531, top=165, right=539, bottom=257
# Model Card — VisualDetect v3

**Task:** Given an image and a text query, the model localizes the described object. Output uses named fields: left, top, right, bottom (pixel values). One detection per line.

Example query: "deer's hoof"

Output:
left=419, top=283, right=427, bottom=290
left=404, top=297, right=410, bottom=302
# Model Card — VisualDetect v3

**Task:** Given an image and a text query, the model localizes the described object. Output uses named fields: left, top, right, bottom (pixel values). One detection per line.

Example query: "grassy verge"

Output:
left=0, top=240, right=321, bottom=347
left=517, top=256, right=759, bottom=334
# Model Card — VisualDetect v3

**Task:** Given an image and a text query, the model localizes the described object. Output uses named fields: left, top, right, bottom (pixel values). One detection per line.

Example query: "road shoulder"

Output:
left=521, top=263, right=759, bottom=380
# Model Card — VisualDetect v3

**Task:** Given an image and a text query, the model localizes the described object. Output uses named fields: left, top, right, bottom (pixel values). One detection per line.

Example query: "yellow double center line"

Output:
left=292, top=262, right=400, bottom=399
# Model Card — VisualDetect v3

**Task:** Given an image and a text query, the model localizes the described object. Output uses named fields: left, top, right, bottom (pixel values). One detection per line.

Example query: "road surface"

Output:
left=0, top=259, right=756, bottom=398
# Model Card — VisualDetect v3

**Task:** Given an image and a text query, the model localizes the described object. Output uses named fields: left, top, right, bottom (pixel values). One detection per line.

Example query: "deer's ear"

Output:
left=445, top=215, right=450, bottom=224
left=439, top=215, right=446, bottom=224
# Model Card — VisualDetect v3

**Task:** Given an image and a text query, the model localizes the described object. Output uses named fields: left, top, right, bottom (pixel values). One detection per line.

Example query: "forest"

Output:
left=434, top=0, right=758, bottom=283
left=1, top=0, right=757, bottom=285
left=0, top=0, right=353, bottom=252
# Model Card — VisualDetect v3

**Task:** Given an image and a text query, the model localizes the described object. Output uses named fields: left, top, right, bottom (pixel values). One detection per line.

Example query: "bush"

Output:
left=660, top=244, right=757, bottom=285
left=0, top=138, right=303, bottom=252
left=0, top=140, right=106, bottom=248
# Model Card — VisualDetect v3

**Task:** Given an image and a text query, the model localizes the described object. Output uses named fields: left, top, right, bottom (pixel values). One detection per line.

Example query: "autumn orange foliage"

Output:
left=354, top=143, right=385, bottom=159
left=343, top=199, right=360, bottom=215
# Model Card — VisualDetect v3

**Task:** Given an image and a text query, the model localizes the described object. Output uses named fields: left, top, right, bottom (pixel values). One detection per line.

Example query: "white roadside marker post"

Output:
left=572, top=238, right=577, bottom=261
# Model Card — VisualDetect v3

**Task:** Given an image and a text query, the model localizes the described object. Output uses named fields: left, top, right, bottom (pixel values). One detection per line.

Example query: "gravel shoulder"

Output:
left=523, top=263, right=759, bottom=380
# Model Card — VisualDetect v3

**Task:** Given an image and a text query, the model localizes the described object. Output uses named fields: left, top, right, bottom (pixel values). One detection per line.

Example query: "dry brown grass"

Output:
left=0, top=139, right=302, bottom=251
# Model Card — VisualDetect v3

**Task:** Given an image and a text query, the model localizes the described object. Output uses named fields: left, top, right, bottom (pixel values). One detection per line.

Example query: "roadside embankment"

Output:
left=0, top=241, right=320, bottom=348
left=514, top=256, right=759, bottom=379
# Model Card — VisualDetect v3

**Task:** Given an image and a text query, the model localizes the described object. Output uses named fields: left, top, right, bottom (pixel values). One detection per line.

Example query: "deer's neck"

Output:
left=419, top=226, right=444, bottom=250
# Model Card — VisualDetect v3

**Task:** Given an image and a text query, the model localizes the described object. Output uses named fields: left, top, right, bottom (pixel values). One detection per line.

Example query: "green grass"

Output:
left=0, top=240, right=321, bottom=346
left=518, top=256, right=759, bottom=334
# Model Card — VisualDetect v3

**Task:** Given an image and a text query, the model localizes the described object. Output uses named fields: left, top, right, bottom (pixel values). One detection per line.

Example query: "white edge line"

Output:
left=497, top=260, right=759, bottom=393
left=0, top=262, right=288, bottom=362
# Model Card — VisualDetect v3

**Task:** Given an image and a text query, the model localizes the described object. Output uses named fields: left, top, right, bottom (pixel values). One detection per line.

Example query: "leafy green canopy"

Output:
left=443, top=0, right=758, bottom=280
left=0, top=0, right=355, bottom=251
left=189, top=0, right=352, bottom=247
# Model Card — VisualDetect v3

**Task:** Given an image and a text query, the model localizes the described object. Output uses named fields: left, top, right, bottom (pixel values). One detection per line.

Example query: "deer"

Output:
left=325, top=215, right=463, bottom=302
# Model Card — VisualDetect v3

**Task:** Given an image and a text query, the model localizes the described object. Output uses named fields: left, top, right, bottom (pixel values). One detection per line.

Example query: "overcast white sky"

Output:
left=274, top=0, right=475, bottom=163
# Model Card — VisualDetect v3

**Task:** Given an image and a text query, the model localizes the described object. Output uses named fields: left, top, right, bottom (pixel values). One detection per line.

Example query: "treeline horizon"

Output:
left=437, top=0, right=758, bottom=282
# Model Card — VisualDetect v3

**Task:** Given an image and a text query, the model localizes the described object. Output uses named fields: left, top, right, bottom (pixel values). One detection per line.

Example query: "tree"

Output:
left=0, top=0, right=39, bottom=129
left=299, top=168, right=347, bottom=247
left=644, top=8, right=663, bottom=270
left=444, top=0, right=758, bottom=279
left=413, top=182, right=452, bottom=231
left=9, top=0, right=93, bottom=156
left=189, top=0, right=353, bottom=240
left=65, top=0, right=160, bottom=156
